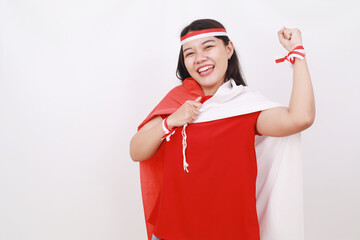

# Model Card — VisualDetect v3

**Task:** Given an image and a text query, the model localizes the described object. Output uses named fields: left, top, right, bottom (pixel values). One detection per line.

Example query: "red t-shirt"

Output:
left=151, top=96, right=262, bottom=240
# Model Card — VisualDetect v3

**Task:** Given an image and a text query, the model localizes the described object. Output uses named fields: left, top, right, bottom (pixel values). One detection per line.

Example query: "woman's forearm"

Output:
left=130, top=116, right=165, bottom=162
left=288, top=57, right=315, bottom=125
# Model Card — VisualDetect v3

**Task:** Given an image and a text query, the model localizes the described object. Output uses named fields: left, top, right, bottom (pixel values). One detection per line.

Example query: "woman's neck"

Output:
left=201, top=79, right=226, bottom=96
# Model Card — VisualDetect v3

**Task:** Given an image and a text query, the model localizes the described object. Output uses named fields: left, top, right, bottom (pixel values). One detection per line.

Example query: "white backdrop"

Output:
left=1, top=0, right=359, bottom=239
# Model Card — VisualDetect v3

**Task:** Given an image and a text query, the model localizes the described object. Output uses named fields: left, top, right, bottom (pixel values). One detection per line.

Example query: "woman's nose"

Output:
left=195, top=51, right=207, bottom=64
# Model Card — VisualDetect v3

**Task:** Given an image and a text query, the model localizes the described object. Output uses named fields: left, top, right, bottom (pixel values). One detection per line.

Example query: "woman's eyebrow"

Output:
left=183, top=39, right=216, bottom=53
left=183, top=47, right=192, bottom=53
left=202, top=39, right=215, bottom=45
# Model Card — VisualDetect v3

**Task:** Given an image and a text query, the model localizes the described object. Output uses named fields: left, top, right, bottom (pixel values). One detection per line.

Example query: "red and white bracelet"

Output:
left=161, top=117, right=176, bottom=142
left=275, top=45, right=306, bottom=65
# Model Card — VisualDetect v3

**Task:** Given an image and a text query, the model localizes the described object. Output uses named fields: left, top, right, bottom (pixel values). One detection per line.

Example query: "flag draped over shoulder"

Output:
left=137, top=77, right=304, bottom=240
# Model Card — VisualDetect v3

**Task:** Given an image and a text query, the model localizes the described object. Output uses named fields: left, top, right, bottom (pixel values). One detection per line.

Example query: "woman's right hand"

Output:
left=166, top=96, right=202, bottom=129
left=130, top=96, right=202, bottom=162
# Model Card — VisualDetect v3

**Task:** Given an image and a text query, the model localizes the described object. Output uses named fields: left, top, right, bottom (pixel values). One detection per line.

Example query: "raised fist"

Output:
left=277, top=27, right=303, bottom=51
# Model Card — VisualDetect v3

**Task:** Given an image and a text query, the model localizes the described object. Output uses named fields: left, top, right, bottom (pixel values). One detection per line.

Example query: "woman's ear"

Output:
left=226, top=41, right=234, bottom=59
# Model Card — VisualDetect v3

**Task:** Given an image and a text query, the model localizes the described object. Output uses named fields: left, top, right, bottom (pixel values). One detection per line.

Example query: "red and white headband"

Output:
left=180, top=28, right=228, bottom=45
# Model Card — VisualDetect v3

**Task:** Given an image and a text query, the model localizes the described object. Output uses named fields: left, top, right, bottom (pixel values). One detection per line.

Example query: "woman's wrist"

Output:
left=288, top=43, right=302, bottom=52
left=275, top=45, right=305, bottom=65
left=161, top=116, right=176, bottom=142
left=165, top=116, right=175, bottom=130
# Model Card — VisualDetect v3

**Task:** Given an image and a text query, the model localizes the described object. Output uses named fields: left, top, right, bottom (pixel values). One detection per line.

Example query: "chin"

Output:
left=202, top=75, right=223, bottom=84
left=197, top=79, right=224, bottom=92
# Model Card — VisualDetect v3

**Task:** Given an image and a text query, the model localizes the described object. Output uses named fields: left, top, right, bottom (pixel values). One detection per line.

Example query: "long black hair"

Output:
left=176, top=19, right=247, bottom=86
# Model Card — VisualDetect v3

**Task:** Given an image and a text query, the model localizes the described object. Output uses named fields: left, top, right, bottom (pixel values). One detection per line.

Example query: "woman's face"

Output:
left=182, top=36, right=234, bottom=95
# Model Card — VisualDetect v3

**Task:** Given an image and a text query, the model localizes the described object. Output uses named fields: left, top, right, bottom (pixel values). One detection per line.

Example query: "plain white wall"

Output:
left=0, top=0, right=359, bottom=239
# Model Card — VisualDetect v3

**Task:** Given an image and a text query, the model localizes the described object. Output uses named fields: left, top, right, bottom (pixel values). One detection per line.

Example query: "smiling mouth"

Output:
left=198, top=65, right=214, bottom=73
left=198, top=65, right=215, bottom=74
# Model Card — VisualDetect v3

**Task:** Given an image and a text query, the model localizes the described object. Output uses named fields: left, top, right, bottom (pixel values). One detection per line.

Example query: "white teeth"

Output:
left=198, top=65, right=214, bottom=73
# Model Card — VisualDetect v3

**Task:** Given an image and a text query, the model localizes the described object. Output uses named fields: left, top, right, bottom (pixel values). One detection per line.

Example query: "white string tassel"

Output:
left=164, top=130, right=176, bottom=142
left=181, top=123, right=189, bottom=172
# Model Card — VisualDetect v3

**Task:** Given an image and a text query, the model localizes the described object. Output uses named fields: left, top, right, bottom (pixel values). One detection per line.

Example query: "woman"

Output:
left=130, top=19, right=315, bottom=240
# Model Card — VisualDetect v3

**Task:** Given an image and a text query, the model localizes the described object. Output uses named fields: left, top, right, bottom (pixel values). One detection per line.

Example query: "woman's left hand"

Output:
left=277, top=27, right=303, bottom=51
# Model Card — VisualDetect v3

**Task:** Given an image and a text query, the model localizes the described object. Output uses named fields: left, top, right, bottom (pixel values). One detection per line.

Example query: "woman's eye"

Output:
left=186, top=53, right=194, bottom=57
